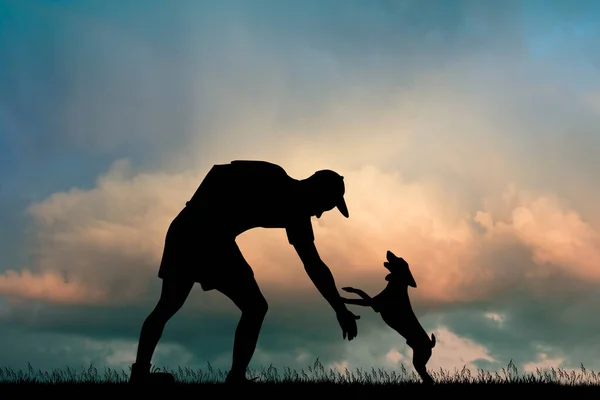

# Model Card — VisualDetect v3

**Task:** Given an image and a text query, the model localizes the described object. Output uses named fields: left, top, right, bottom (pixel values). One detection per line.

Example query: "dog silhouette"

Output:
left=341, top=250, right=436, bottom=385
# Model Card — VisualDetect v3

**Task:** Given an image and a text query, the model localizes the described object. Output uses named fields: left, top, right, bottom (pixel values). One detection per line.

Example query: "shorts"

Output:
left=157, top=206, right=254, bottom=291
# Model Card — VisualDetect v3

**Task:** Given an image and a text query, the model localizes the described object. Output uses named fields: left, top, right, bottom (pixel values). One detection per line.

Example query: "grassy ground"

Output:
left=0, top=359, right=599, bottom=394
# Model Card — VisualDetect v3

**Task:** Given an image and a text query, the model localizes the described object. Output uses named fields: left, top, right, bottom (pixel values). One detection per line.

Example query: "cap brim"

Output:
left=407, top=271, right=417, bottom=288
left=336, top=197, right=349, bottom=218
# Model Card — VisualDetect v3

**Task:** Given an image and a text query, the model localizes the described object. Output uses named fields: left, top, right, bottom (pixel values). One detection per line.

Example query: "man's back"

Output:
left=187, top=160, right=313, bottom=242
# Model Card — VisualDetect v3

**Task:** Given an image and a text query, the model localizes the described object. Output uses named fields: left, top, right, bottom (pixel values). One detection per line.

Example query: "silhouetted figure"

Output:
left=341, top=251, right=436, bottom=385
left=129, top=160, right=360, bottom=385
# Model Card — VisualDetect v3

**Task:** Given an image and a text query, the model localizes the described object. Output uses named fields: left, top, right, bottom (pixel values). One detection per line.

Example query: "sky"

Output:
left=1, top=0, right=600, bottom=379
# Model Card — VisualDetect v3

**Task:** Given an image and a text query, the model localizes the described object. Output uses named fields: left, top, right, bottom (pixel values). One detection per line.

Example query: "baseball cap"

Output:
left=308, top=169, right=350, bottom=218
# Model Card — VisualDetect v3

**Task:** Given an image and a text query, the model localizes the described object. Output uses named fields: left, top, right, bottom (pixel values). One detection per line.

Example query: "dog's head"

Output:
left=383, top=250, right=417, bottom=288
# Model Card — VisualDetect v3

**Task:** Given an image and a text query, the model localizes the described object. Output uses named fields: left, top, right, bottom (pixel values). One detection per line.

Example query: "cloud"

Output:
left=2, top=156, right=600, bottom=374
left=0, top=323, right=195, bottom=372
left=379, top=326, right=495, bottom=373
left=475, top=186, right=600, bottom=283
left=0, top=270, right=103, bottom=305
left=523, top=348, right=566, bottom=373
left=3, top=72, right=600, bottom=369
left=2, top=0, right=600, bottom=375
left=427, top=327, right=496, bottom=371
left=9, top=156, right=600, bottom=309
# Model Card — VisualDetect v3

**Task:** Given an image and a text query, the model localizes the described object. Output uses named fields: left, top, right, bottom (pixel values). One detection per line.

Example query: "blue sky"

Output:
left=1, top=0, right=600, bottom=378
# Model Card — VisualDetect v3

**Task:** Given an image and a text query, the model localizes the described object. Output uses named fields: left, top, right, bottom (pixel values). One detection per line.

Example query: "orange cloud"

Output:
left=0, top=270, right=104, bottom=305
left=5, top=53, right=600, bottom=309
left=3, top=158, right=599, bottom=310
left=475, top=185, right=600, bottom=282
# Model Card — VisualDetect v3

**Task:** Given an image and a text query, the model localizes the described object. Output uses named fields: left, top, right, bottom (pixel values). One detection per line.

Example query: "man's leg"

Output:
left=212, top=249, right=268, bottom=382
left=131, top=275, right=194, bottom=379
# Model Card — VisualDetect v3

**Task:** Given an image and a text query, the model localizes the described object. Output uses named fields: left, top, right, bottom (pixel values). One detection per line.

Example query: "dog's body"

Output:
left=342, top=251, right=436, bottom=385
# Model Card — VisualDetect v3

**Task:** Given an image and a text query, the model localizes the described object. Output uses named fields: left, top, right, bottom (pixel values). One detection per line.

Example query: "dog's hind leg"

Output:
left=412, top=347, right=434, bottom=385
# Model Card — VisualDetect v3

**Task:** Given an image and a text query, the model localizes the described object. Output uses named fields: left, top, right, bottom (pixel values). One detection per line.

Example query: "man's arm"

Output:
left=293, top=241, right=347, bottom=314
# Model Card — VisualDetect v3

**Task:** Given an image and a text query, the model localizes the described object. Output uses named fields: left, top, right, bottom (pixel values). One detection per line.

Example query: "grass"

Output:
left=1, top=359, right=599, bottom=394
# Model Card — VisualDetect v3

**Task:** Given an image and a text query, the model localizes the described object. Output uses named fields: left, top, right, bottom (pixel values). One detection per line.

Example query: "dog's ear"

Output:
left=386, top=250, right=397, bottom=262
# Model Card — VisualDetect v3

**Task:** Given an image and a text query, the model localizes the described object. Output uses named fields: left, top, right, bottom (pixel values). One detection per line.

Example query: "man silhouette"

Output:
left=129, top=160, right=359, bottom=384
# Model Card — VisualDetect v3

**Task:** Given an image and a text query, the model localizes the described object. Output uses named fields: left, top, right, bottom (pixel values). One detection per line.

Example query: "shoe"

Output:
left=129, top=362, right=175, bottom=385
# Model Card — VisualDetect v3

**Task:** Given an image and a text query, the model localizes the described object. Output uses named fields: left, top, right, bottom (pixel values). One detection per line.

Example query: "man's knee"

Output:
left=147, top=301, right=176, bottom=324
left=221, top=286, right=269, bottom=320
left=242, top=295, right=269, bottom=319
left=213, top=257, right=268, bottom=318
left=150, top=277, right=194, bottom=320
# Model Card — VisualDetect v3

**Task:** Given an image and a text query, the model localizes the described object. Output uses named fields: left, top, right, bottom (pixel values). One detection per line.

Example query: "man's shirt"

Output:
left=187, top=160, right=315, bottom=245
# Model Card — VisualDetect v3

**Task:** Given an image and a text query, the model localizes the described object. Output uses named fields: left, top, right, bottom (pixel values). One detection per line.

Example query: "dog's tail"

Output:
left=430, top=333, right=436, bottom=348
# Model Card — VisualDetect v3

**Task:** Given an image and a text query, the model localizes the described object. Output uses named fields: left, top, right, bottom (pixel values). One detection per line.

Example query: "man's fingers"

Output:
left=342, top=318, right=359, bottom=341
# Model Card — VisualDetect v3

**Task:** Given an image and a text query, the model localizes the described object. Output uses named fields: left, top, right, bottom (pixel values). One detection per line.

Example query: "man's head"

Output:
left=301, top=169, right=349, bottom=219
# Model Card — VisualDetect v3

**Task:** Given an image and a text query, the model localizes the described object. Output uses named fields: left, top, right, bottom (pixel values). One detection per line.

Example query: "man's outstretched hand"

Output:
left=336, top=307, right=360, bottom=341
left=342, top=286, right=358, bottom=294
